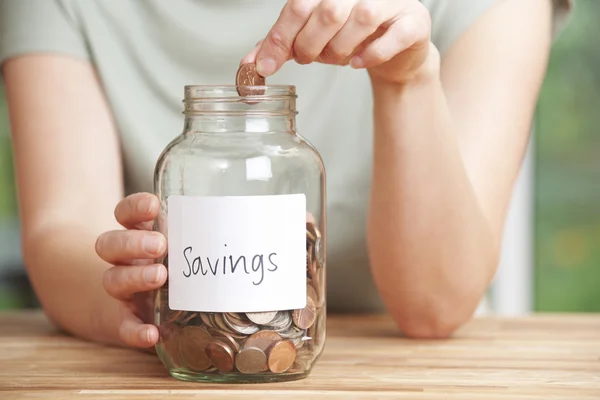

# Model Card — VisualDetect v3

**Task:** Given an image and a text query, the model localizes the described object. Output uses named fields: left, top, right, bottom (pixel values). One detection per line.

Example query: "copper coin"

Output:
left=159, top=323, right=185, bottom=367
left=235, top=63, right=265, bottom=97
left=214, top=313, right=234, bottom=333
left=307, top=221, right=321, bottom=240
left=181, top=312, right=197, bottom=324
left=268, top=340, right=296, bottom=373
left=246, top=311, right=277, bottom=325
left=207, top=328, right=240, bottom=352
left=292, top=296, right=316, bottom=330
left=306, top=222, right=321, bottom=241
left=167, top=310, right=185, bottom=323
left=308, top=249, right=318, bottom=280
left=306, top=283, right=320, bottom=307
left=244, top=331, right=282, bottom=352
left=179, top=326, right=213, bottom=371
left=200, top=312, right=213, bottom=328
left=206, top=340, right=235, bottom=373
left=235, top=346, right=267, bottom=374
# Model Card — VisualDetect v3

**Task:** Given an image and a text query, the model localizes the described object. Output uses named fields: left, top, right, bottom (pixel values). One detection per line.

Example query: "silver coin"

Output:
left=291, top=336, right=304, bottom=348
left=262, top=312, right=282, bottom=328
left=223, top=312, right=259, bottom=335
left=314, top=237, right=324, bottom=267
left=280, top=326, right=305, bottom=340
left=214, top=313, right=235, bottom=333
left=246, top=311, right=278, bottom=325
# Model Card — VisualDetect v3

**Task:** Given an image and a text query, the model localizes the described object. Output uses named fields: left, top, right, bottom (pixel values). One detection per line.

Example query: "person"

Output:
left=0, top=0, right=571, bottom=349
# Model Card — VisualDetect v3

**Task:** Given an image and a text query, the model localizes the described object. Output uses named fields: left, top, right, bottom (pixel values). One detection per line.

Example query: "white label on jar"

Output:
left=167, top=194, right=307, bottom=312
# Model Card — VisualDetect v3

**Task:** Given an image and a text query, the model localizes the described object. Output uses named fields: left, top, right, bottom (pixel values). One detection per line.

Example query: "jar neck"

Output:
left=182, top=85, right=297, bottom=135
left=183, top=115, right=296, bottom=134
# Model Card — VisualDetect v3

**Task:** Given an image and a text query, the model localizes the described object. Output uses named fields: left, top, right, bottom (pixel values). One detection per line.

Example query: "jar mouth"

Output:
left=184, top=85, right=296, bottom=100
left=183, top=85, right=297, bottom=116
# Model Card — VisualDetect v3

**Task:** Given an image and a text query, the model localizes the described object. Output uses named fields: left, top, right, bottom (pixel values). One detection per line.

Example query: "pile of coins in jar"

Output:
left=159, top=219, right=324, bottom=375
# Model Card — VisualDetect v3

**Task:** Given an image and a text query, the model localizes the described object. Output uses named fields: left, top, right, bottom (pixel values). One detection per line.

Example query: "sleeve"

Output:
left=0, top=0, right=89, bottom=66
left=423, top=0, right=574, bottom=56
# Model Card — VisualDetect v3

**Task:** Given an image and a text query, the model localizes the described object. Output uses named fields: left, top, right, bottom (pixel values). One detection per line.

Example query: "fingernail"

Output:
left=138, top=197, right=153, bottom=215
left=140, top=327, right=152, bottom=344
left=143, top=236, right=162, bottom=254
left=144, top=266, right=161, bottom=283
left=350, top=55, right=364, bottom=69
left=256, top=57, right=276, bottom=77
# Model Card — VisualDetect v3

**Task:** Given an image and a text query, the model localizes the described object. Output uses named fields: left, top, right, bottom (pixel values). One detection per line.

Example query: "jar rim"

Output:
left=184, top=85, right=296, bottom=100
left=182, top=85, right=297, bottom=116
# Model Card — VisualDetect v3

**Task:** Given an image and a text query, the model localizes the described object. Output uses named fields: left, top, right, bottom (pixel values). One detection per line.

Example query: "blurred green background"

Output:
left=534, top=0, right=600, bottom=312
left=0, top=1, right=598, bottom=312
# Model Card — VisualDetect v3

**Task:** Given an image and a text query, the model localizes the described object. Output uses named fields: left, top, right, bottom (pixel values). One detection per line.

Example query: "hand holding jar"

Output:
left=95, top=193, right=167, bottom=348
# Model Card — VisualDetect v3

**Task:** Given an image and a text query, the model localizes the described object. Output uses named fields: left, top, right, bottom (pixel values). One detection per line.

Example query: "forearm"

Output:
left=23, top=222, right=124, bottom=346
left=368, top=50, right=499, bottom=337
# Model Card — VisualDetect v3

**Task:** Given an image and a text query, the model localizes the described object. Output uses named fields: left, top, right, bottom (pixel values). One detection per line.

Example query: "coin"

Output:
left=307, top=221, right=321, bottom=240
left=246, top=311, right=278, bottom=325
left=306, top=228, right=316, bottom=244
left=263, top=311, right=292, bottom=332
left=314, top=236, right=323, bottom=267
left=225, top=313, right=255, bottom=327
left=167, top=310, right=185, bottom=323
left=244, top=331, right=282, bottom=353
left=235, top=346, right=267, bottom=374
left=308, top=252, right=318, bottom=281
left=267, top=340, right=296, bottom=373
left=279, top=325, right=305, bottom=341
left=179, top=326, right=213, bottom=371
left=200, top=312, right=213, bottom=328
left=181, top=312, right=197, bottom=324
left=214, top=313, right=235, bottom=333
left=292, top=296, right=316, bottom=329
left=235, top=63, right=265, bottom=98
left=223, top=313, right=260, bottom=335
left=306, top=282, right=322, bottom=308
left=207, top=328, right=240, bottom=352
left=291, top=336, right=305, bottom=349
left=159, top=323, right=186, bottom=367
left=307, top=283, right=319, bottom=307
left=206, top=340, right=235, bottom=373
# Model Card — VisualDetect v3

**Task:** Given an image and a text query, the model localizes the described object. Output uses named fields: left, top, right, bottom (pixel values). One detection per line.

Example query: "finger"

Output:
left=114, top=193, right=160, bottom=230
left=104, top=263, right=167, bottom=301
left=293, top=0, right=354, bottom=65
left=119, top=312, right=160, bottom=349
left=256, top=0, right=321, bottom=77
left=320, top=0, right=402, bottom=64
left=96, top=230, right=166, bottom=264
left=240, top=40, right=264, bottom=65
left=350, top=12, right=431, bottom=69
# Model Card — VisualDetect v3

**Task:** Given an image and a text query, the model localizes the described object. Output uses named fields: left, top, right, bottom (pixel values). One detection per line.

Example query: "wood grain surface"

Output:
left=0, top=311, right=599, bottom=399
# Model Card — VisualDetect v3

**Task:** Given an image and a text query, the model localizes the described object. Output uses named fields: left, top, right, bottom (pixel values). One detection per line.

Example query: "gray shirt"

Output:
left=0, top=0, right=571, bottom=313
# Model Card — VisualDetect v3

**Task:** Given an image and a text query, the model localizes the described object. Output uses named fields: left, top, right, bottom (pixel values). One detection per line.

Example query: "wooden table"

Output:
left=1, top=311, right=599, bottom=399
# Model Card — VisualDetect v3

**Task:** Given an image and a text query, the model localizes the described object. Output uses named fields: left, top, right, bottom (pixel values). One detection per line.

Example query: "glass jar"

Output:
left=153, top=85, right=326, bottom=383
